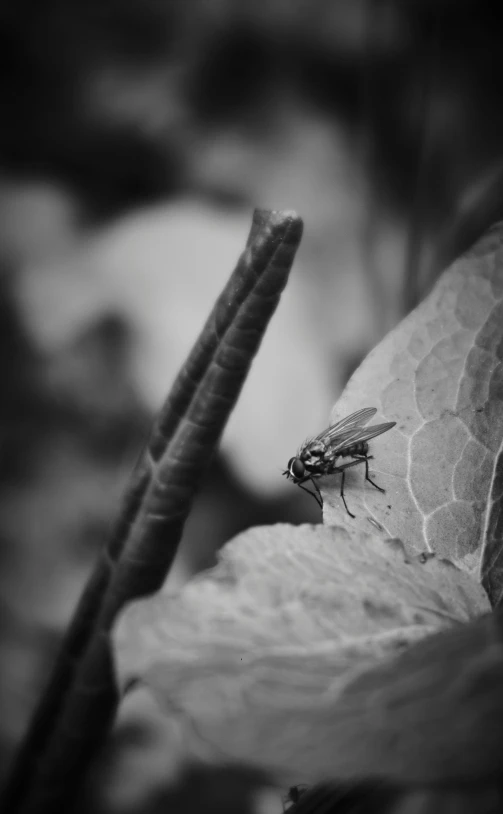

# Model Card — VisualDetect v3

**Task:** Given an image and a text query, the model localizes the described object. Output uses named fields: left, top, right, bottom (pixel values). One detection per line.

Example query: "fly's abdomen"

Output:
left=340, top=440, right=369, bottom=458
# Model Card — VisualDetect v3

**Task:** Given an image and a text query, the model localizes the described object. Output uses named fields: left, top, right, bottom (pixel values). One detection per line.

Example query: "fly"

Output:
left=283, top=407, right=396, bottom=517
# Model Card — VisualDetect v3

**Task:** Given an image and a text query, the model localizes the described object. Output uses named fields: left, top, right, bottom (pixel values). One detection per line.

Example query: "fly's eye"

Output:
left=290, top=457, right=305, bottom=479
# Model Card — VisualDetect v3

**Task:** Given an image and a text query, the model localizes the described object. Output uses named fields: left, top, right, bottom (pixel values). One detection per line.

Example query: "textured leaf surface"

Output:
left=323, top=222, right=503, bottom=606
left=113, top=523, right=489, bottom=785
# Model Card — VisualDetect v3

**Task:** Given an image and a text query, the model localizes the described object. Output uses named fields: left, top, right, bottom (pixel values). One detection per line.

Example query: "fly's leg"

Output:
left=352, top=454, right=385, bottom=493
left=330, top=458, right=367, bottom=518
left=339, top=470, right=355, bottom=518
left=296, top=476, right=323, bottom=509
left=310, top=476, right=323, bottom=507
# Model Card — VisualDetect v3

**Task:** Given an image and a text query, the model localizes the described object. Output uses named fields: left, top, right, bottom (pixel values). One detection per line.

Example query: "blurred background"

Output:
left=2, top=0, right=503, bottom=811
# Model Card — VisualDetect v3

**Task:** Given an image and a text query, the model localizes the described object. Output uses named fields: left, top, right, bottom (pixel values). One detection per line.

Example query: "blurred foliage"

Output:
left=0, top=1, right=502, bottom=236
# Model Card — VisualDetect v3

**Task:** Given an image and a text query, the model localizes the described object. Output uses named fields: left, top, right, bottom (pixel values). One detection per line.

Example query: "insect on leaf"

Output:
left=325, top=221, right=503, bottom=607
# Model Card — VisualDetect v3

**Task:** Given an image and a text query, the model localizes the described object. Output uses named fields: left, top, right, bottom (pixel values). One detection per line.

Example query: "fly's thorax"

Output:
left=300, top=440, right=325, bottom=458
left=300, top=440, right=327, bottom=472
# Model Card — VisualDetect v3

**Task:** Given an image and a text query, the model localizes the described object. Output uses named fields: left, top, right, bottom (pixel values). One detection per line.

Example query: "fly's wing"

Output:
left=326, top=421, right=396, bottom=455
left=314, top=407, right=377, bottom=443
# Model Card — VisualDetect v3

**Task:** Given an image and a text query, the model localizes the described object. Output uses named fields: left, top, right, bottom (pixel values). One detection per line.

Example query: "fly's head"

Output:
left=283, top=456, right=305, bottom=483
left=284, top=441, right=326, bottom=482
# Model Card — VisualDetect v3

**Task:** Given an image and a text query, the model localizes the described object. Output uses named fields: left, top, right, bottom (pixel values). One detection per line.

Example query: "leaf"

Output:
left=2, top=209, right=303, bottom=814
left=113, top=523, right=490, bottom=786
left=323, top=222, right=503, bottom=606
